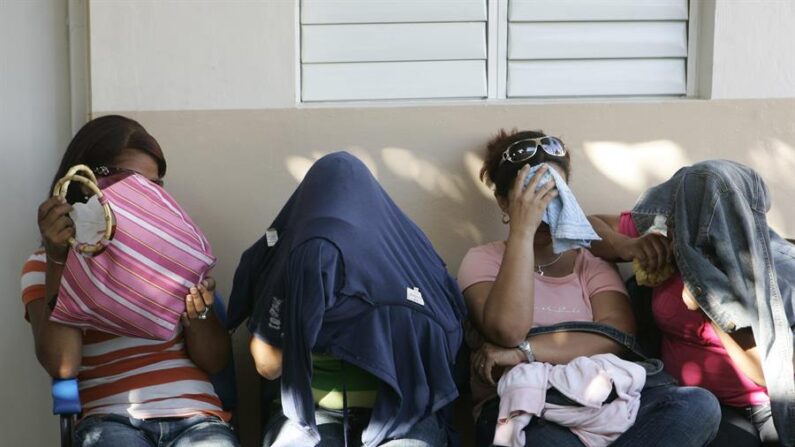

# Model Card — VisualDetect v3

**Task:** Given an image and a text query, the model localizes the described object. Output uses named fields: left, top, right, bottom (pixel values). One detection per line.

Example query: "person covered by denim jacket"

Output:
left=227, top=152, right=466, bottom=447
left=458, top=129, right=720, bottom=447
left=589, top=159, right=795, bottom=446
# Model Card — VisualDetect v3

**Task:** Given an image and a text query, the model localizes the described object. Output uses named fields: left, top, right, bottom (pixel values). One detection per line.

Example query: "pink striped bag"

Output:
left=49, top=165, right=216, bottom=340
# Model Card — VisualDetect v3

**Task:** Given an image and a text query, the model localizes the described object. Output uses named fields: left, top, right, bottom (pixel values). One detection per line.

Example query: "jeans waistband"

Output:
left=528, top=321, right=670, bottom=385
left=528, top=321, right=647, bottom=359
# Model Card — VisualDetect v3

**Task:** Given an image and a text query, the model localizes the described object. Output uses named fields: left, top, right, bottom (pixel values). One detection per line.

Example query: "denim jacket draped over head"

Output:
left=630, top=159, right=795, bottom=445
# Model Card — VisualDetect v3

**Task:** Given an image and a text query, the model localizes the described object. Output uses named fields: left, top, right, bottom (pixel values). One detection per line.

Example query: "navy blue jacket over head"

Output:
left=228, top=152, right=466, bottom=446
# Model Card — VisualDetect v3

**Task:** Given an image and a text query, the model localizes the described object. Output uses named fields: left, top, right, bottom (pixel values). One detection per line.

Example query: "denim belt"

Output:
left=528, top=321, right=675, bottom=390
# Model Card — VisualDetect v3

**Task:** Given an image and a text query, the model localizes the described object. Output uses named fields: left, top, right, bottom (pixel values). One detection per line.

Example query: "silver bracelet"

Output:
left=48, top=255, right=67, bottom=266
left=517, top=339, right=536, bottom=362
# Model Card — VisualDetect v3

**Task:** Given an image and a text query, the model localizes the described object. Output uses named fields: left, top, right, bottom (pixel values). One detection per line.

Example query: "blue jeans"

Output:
left=73, top=414, right=238, bottom=447
left=262, top=408, right=447, bottom=447
left=476, top=385, right=720, bottom=447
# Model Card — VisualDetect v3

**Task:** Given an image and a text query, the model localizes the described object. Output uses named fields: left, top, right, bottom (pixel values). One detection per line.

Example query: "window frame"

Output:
left=296, top=0, right=699, bottom=105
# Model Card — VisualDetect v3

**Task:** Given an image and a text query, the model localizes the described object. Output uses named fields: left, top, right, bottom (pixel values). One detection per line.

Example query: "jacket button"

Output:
left=694, top=286, right=703, bottom=296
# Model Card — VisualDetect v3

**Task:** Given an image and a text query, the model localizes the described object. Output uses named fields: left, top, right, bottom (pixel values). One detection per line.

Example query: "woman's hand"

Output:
left=617, top=233, right=672, bottom=273
left=507, top=164, right=558, bottom=239
left=182, top=277, right=216, bottom=327
left=471, top=341, right=525, bottom=386
left=37, top=196, right=74, bottom=264
left=182, top=275, right=231, bottom=374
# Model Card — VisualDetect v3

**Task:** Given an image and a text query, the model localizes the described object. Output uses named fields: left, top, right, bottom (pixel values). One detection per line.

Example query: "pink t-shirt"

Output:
left=457, top=243, right=628, bottom=417
left=618, top=212, right=769, bottom=407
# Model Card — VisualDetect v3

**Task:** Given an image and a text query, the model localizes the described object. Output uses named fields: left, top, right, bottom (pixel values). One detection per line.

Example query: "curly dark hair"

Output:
left=480, top=129, right=571, bottom=198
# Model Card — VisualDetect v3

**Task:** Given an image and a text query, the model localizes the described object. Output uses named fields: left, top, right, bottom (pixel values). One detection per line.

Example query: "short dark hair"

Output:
left=480, top=129, right=571, bottom=198
left=48, top=115, right=166, bottom=202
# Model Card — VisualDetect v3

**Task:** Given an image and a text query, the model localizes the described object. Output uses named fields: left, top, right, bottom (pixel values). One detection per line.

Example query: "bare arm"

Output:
left=29, top=197, right=83, bottom=378
left=588, top=215, right=629, bottom=262
left=465, top=237, right=536, bottom=347
left=467, top=165, right=558, bottom=347
left=250, top=335, right=282, bottom=380
left=27, top=264, right=83, bottom=378
left=710, top=324, right=766, bottom=386
left=588, top=214, right=672, bottom=273
left=182, top=278, right=231, bottom=375
left=471, top=289, right=636, bottom=384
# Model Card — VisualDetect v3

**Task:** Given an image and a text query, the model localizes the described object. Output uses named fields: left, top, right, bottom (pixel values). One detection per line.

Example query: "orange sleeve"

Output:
left=20, top=251, right=47, bottom=319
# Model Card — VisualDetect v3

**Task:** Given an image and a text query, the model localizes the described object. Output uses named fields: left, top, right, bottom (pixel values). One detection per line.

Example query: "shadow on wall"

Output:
left=582, top=139, right=692, bottom=192
left=746, top=138, right=795, bottom=231
left=285, top=147, right=493, bottom=250
left=579, top=137, right=795, bottom=232
left=281, top=137, right=795, bottom=265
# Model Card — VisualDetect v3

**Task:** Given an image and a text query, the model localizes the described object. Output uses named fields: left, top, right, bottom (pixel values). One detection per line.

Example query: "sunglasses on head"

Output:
left=94, top=165, right=164, bottom=187
left=499, top=136, right=567, bottom=165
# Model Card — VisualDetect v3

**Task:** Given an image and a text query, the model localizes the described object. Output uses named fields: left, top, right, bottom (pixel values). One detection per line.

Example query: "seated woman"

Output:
left=228, top=152, right=466, bottom=447
left=22, top=115, right=237, bottom=446
left=589, top=160, right=795, bottom=447
left=459, top=129, right=721, bottom=447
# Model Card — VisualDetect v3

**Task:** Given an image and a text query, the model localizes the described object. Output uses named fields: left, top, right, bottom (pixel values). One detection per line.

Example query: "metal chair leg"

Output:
left=60, top=414, right=74, bottom=447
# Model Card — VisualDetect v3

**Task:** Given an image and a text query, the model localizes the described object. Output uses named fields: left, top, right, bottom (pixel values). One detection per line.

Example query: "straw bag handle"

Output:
left=52, top=164, right=114, bottom=255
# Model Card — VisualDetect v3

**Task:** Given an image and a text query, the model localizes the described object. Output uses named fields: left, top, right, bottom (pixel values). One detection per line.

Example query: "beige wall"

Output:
left=119, top=98, right=795, bottom=445
left=1, top=1, right=71, bottom=445
left=710, top=0, right=795, bottom=99
left=90, top=0, right=297, bottom=111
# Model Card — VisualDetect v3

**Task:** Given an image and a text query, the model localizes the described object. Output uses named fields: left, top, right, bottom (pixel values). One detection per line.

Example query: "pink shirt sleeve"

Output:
left=457, top=243, right=503, bottom=292
left=581, top=250, right=628, bottom=297
left=618, top=211, right=641, bottom=238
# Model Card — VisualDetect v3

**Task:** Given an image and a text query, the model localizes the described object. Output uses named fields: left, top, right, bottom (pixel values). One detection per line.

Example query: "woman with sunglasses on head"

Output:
left=458, top=129, right=720, bottom=447
left=21, top=115, right=238, bottom=446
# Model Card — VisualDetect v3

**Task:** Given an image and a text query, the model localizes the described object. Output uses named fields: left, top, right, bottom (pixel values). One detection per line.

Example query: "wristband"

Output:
left=517, top=339, right=535, bottom=362
left=48, top=255, right=66, bottom=266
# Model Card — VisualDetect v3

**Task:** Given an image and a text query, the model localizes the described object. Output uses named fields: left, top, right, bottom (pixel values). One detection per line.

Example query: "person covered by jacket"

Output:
left=459, top=129, right=721, bottom=447
left=228, top=151, right=467, bottom=447
left=589, top=159, right=795, bottom=447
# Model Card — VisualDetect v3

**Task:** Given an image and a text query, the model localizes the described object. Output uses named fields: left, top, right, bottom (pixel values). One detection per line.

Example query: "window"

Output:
left=300, top=0, right=488, bottom=101
left=299, top=0, right=690, bottom=102
left=506, top=0, right=689, bottom=98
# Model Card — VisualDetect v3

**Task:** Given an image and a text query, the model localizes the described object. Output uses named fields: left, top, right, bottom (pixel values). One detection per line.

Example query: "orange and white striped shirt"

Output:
left=21, top=250, right=230, bottom=421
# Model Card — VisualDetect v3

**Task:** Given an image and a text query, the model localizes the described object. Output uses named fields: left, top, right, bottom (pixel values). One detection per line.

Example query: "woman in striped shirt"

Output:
left=23, top=115, right=238, bottom=446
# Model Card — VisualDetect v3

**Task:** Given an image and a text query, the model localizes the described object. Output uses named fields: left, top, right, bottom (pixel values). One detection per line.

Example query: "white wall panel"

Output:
left=508, top=59, right=686, bottom=97
left=302, top=61, right=487, bottom=101
left=90, top=0, right=297, bottom=111
left=302, top=0, right=486, bottom=24
left=302, top=23, right=486, bottom=63
left=509, top=21, right=687, bottom=59
left=1, top=1, right=71, bottom=446
left=510, top=0, right=688, bottom=22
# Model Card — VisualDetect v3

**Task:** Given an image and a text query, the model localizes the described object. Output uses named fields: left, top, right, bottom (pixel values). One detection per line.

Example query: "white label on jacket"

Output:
left=407, top=287, right=424, bottom=306
left=266, top=228, right=279, bottom=247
